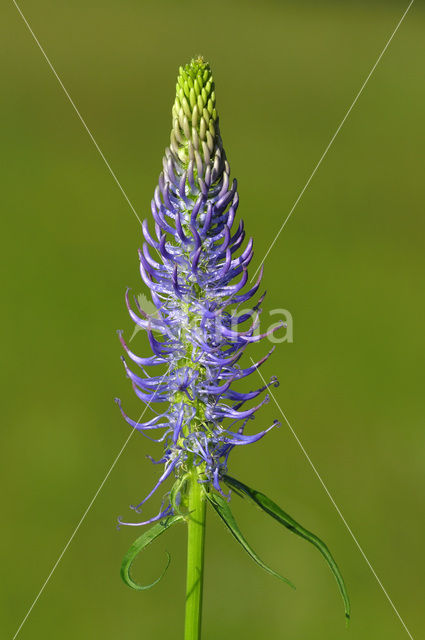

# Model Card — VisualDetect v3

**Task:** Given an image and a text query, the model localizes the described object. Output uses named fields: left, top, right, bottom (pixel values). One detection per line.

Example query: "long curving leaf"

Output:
left=206, top=491, right=295, bottom=589
left=121, top=514, right=184, bottom=591
left=224, top=474, right=350, bottom=620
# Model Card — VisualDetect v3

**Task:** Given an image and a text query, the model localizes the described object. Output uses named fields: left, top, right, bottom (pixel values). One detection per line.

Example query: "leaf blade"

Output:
left=120, top=514, right=184, bottom=591
left=206, top=491, right=295, bottom=589
left=224, top=475, right=350, bottom=620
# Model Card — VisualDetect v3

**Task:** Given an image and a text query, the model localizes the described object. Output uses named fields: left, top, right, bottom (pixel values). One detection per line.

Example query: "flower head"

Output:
left=116, top=57, right=281, bottom=526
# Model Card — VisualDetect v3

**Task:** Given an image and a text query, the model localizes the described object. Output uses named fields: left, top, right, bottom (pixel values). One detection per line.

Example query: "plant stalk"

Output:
left=184, top=469, right=206, bottom=640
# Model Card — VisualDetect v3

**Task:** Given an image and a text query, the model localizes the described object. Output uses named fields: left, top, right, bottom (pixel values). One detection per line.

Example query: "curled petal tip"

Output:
left=270, top=376, right=279, bottom=388
left=129, top=504, right=142, bottom=513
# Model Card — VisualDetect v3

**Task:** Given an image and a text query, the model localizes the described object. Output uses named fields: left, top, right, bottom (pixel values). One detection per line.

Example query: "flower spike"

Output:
left=117, top=57, right=350, bottom=627
left=117, top=57, right=277, bottom=507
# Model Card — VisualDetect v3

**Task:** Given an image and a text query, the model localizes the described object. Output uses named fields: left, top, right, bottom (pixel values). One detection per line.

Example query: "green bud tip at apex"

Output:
left=171, top=56, right=220, bottom=167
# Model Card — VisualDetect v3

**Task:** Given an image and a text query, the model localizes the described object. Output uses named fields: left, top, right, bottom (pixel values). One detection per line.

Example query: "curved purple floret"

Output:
left=116, top=58, right=281, bottom=525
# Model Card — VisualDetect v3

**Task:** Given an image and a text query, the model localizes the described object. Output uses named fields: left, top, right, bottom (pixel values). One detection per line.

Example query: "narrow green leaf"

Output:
left=206, top=491, right=295, bottom=589
left=120, top=515, right=184, bottom=591
left=224, top=475, right=351, bottom=620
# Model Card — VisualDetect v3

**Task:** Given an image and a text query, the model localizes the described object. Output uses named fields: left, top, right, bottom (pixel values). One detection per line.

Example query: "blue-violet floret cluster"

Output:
left=116, top=57, right=281, bottom=527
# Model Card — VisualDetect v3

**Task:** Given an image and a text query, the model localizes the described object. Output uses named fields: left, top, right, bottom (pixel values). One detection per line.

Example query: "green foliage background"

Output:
left=1, top=1, right=424, bottom=638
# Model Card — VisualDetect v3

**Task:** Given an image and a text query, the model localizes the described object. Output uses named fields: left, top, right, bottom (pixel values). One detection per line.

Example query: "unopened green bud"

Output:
left=170, top=56, right=220, bottom=170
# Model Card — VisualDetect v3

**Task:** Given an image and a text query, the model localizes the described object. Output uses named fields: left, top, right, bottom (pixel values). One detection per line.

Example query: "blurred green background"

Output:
left=1, top=1, right=424, bottom=638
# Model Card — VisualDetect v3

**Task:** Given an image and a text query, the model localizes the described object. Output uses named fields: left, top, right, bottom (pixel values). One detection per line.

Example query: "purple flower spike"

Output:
left=116, top=57, right=281, bottom=525
left=116, top=57, right=351, bottom=628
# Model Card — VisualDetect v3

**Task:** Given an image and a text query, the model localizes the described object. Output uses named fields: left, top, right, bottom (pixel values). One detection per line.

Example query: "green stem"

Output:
left=184, top=469, right=206, bottom=640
